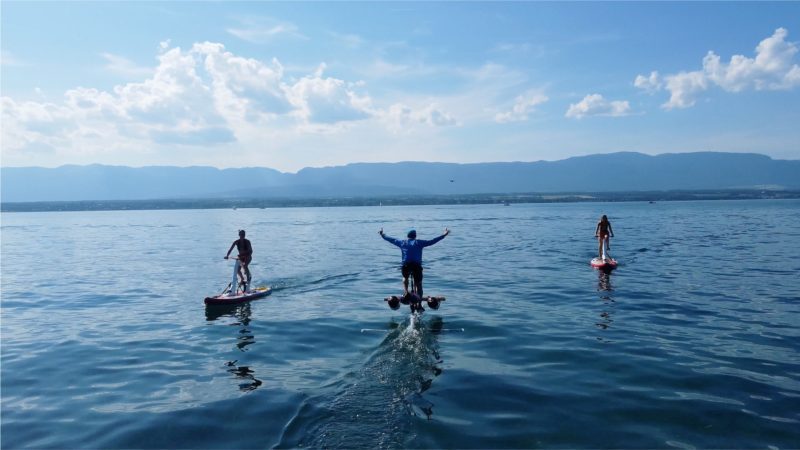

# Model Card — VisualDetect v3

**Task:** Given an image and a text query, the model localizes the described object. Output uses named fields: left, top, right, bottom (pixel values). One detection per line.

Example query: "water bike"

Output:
left=384, top=271, right=445, bottom=313
left=591, top=243, right=618, bottom=271
left=205, top=258, right=271, bottom=305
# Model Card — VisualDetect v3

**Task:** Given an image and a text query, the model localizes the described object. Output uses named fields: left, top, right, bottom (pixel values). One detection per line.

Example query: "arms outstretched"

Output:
left=379, top=228, right=450, bottom=246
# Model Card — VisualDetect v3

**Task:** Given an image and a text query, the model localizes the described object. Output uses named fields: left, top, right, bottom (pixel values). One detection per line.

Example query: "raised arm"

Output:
left=421, top=228, right=450, bottom=247
left=379, top=228, right=402, bottom=247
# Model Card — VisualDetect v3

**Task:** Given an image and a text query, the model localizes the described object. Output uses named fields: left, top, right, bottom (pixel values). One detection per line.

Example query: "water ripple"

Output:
left=2, top=200, right=799, bottom=448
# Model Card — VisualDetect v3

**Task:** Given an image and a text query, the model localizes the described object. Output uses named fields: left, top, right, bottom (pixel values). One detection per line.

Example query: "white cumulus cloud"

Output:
left=1, top=41, right=469, bottom=165
left=662, top=70, right=709, bottom=109
left=495, top=92, right=549, bottom=123
left=633, top=71, right=662, bottom=94
left=703, top=27, right=800, bottom=91
left=565, top=94, right=631, bottom=119
left=286, top=63, right=373, bottom=129
left=191, top=41, right=292, bottom=124
left=636, top=27, right=800, bottom=110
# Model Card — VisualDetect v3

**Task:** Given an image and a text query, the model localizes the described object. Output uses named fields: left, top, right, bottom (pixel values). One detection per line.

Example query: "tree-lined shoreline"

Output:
left=3, top=189, right=798, bottom=213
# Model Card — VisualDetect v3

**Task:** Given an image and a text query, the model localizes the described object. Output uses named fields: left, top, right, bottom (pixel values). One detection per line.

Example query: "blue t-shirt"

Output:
left=381, top=233, right=446, bottom=264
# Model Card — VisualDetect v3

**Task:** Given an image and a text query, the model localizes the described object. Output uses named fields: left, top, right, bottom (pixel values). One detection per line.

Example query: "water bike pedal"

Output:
left=386, top=297, right=401, bottom=310
left=384, top=294, right=446, bottom=310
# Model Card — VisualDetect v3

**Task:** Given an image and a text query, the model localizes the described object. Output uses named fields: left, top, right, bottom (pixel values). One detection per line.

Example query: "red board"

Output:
left=205, top=287, right=272, bottom=305
left=590, top=257, right=618, bottom=269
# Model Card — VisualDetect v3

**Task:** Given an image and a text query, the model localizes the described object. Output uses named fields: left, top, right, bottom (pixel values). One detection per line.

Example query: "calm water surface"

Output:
left=2, top=200, right=799, bottom=449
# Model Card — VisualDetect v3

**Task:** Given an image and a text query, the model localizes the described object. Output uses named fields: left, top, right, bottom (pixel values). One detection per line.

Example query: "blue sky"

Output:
left=2, top=1, right=799, bottom=171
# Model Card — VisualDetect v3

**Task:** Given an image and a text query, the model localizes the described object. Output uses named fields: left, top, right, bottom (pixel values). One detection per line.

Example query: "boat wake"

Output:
left=277, top=315, right=445, bottom=449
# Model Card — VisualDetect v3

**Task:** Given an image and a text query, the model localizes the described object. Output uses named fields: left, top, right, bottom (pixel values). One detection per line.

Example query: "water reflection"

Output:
left=597, top=270, right=613, bottom=294
left=205, top=303, right=263, bottom=392
left=225, top=360, right=263, bottom=392
left=205, top=302, right=248, bottom=322
left=596, top=270, right=616, bottom=339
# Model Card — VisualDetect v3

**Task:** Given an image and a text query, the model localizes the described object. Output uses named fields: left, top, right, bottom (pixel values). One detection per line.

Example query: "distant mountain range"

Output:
left=2, top=152, right=799, bottom=203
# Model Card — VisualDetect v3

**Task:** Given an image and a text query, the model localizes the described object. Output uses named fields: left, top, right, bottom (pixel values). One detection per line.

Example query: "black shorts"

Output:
left=401, top=262, right=423, bottom=281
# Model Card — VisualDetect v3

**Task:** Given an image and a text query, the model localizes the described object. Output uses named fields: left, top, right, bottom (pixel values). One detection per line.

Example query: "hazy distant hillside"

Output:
left=1, top=165, right=287, bottom=202
left=2, top=152, right=799, bottom=202
left=293, top=152, right=800, bottom=194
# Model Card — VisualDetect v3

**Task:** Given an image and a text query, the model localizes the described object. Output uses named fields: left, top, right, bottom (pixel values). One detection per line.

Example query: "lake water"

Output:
left=2, top=200, right=799, bottom=449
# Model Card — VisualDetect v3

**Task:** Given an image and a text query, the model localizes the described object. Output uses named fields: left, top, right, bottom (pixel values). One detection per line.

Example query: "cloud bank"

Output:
left=1, top=41, right=458, bottom=165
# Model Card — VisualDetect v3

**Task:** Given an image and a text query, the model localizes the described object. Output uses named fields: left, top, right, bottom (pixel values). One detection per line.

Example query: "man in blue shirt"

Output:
left=379, top=227, right=450, bottom=304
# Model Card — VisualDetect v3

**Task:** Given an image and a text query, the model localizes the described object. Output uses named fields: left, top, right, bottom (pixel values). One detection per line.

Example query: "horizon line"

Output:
left=0, top=150, right=794, bottom=173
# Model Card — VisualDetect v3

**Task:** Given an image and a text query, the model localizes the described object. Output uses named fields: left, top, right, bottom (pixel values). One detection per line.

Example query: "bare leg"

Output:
left=403, top=276, right=409, bottom=296
left=237, top=267, right=246, bottom=290
left=243, top=263, right=251, bottom=283
left=598, top=237, right=604, bottom=259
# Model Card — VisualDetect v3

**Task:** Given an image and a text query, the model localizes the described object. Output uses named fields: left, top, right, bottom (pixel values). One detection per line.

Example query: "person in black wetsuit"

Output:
left=225, top=230, right=253, bottom=288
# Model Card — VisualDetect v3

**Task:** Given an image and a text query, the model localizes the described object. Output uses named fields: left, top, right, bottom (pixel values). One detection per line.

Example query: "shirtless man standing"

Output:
left=225, top=230, right=253, bottom=288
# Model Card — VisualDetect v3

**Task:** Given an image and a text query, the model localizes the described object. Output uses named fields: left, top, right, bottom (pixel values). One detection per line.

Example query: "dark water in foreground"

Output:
left=2, top=200, right=799, bottom=449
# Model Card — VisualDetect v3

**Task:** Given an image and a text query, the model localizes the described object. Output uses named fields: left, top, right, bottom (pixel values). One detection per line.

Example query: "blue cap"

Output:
left=407, top=229, right=417, bottom=238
